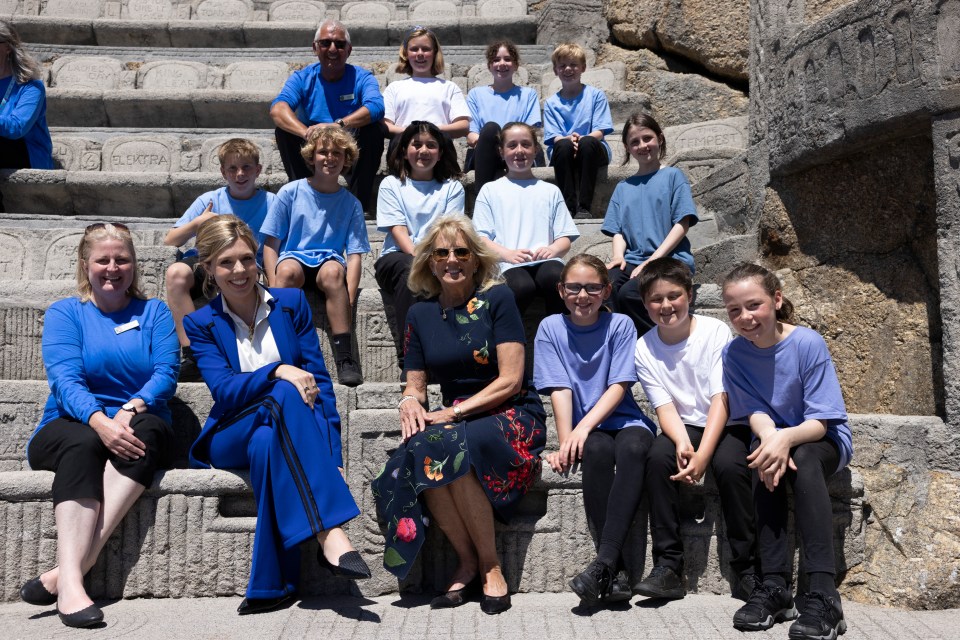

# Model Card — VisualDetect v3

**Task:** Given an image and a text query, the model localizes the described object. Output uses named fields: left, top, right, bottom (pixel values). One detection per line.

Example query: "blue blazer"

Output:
left=183, top=286, right=341, bottom=468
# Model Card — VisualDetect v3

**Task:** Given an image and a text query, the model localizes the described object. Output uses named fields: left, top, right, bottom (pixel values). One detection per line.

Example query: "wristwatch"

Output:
left=121, top=402, right=139, bottom=414
left=335, top=118, right=346, bottom=128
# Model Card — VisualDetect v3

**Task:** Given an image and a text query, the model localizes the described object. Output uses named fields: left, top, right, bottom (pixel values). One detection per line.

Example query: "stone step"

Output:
left=10, top=1, right=537, bottom=47
left=0, top=378, right=870, bottom=599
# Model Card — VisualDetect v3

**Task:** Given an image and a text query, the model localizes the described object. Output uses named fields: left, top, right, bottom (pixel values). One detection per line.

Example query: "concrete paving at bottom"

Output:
left=1, top=593, right=956, bottom=640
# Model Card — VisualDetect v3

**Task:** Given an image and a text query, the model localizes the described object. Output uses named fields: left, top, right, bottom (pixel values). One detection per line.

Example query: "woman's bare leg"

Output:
left=424, top=484, right=479, bottom=590
left=448, top=473, right=507, bottom=597
left=50, top=499, right=98, bottom=614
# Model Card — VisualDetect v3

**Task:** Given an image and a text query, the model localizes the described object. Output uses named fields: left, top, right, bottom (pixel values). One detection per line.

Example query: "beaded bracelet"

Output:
left=397, top=395, right=419, bottom=409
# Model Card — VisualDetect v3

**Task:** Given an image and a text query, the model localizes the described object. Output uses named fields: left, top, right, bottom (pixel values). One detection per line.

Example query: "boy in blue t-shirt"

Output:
left=543, top=43, right=614, bottom=219
left=164, top=138, right=277, bottom=381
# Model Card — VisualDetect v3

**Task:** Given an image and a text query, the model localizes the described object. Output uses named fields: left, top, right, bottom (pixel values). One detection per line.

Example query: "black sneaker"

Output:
left=733, top=582, right=798, bottom=631
left=733, top=571, right=761, bottom=602
left=634, top=565, right=685, bottom=599
left=605, top=569, right=632, bottom=603
left=574, top=206, right=593, bottom=219
left=335, top=356, right=363, bottom=387
left=569, top=559, right=613, bottom=605
left=788, top=591, right=847, bottom=640
left=179, top=346, right=203, bottom=382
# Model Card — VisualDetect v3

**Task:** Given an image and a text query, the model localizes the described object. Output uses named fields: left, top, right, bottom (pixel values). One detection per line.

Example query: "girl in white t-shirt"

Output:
left=633, top=257, right=757, bottom=602
left=382, top=27, right=470, bottom=166
left=374, top=121, right=465, bottom=376
left=473, top=122, right=579, bottom=317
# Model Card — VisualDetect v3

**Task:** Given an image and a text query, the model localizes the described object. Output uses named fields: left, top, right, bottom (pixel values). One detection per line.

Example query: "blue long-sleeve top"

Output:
left=0, top=76, right=54, bottom=169
left=29, top=297, right=180, bottom=454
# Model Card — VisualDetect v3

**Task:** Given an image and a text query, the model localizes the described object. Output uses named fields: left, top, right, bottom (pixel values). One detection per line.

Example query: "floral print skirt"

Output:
left=371, top=391, right=546, bottom=579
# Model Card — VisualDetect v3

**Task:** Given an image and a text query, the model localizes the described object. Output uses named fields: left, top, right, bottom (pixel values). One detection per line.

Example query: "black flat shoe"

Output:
left=20, top=577, right=57, bottom=606
left=317, top=549, right=371, bottom=580
left=480, top=592, right=511, bottom=615
left=236, top=593, right=295, bottom=616
left=58, top=604, right=103, bottom=628
left=430, top=576, right=480, bottom=609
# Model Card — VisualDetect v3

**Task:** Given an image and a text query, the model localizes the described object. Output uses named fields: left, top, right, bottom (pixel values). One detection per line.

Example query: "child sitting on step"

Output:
left=543, top=42, right=614, bottom=219
left=261, top=127, right=370, bottom=387
left=164, top=138, right=277, bottom=381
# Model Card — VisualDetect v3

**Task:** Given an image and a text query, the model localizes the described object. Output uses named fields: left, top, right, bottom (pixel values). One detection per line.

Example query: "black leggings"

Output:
left=607, top=263, right=655, bottom=336
left=374, top=251, right=419, bottom=362
left=550, top=136, right=609, bottom=213
left=581, top=427, right=654, bottom=568
left=754, top=437, right=841, bottom=579
left=28, top=414, right=174, bottom=505
left=503, top=261, right=566, bottom=316
left=465, top=122, right=546, bottom=194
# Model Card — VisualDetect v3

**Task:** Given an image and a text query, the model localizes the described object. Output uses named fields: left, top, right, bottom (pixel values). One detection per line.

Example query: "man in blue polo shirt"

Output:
left=270, top=19, right=385, bottom=211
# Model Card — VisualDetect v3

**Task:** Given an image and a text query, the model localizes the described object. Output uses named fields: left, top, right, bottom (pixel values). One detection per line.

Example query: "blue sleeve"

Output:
left=591, top=87, right=614, bottom=135
left=345, top=197, right=371, bottom=254
left=670, top=170, right=698, bottom=225
left=135, top=302, right=180, bottom=411
left=356, top=69, right=385, bottom=122
left=798, top=332, right=847, bottom=422
left=607, top=316, right=638, bottom=385
left=183, top=307, right=281, bottom=410
left=376, top=178, right=406, bottom=232
left=174, top=190, right=217, bottom=228
left=467, top=88, right=482, bottom=134
left=260, top=184, right=293, bottom=240
left=533, top=317, right=571, bottom=391
left=288, top=289, right=343, bottom=467
left=542, top=95, right=564, bottom=147
left=601, top=182, right=623, bottom=236
left=522, top=88, right=542, bottom=127
left=446, top=180, right=466, bottom=213
left=489, top=286, right=525, bottom=345
left=42, top=302, right=103, bottom=424
left=272, top=68, right=306, bottom=110
left=722, top=342, right=769, bottom=422
left=0, top=80, right=44, bottom=140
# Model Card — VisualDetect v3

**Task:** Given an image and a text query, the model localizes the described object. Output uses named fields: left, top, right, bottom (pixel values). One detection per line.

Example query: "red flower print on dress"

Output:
left=396, top=517, right=417, bottom=543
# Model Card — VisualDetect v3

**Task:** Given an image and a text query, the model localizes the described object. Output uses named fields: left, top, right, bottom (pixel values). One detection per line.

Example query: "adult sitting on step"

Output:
left=19, top=222, right=179, bottom=629
left=270, top=19, right=385, bottom=212
left=183, top=215, right=370, bottom=617
left=0, top=21, right=53, bottom=212
left=372, top=215, right=546, bottom=615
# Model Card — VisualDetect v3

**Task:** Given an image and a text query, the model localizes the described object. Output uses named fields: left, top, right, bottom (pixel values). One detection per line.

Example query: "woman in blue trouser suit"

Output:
left=183, top=215, right=370, bottom=615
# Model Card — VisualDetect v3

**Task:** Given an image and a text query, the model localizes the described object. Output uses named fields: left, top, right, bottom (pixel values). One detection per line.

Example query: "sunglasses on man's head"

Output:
left=562, top=282, right=605, bottom=295
left=316, top=39, right=348, bottom=49
left=431, top=247, right=472, bottom=262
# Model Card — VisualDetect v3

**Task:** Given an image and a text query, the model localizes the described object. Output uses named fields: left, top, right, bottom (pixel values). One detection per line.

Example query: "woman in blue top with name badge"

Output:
left=20, top=223, right=179, bottom=629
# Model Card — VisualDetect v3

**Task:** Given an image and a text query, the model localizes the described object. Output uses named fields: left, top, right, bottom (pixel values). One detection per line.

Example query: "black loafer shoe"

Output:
left=20, top=577, right=57, bottom=606
left=58, top=604, right=103, bottom=628
left=317, top=549, right=372, bottom=580
left=480, top=592, right=511, bottom=615
left=430, top=576, right=480, bottom=609
left=236, top=593, right=295, bottom=616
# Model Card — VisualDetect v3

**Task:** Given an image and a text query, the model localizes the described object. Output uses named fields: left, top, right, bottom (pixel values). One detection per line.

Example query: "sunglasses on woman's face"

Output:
left=562, top=282, right=605, bottom=295
left=431, top=247, right=472, bottom=262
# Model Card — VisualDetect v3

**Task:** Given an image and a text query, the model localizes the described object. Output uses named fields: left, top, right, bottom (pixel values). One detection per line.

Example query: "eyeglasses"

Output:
left=562, top=282, right=605, bottom=295
left=431, top=247, right=472, bottom=262
left=315, top=39, right=348, bottom=50
left=85, top=222, right=130, bottom=233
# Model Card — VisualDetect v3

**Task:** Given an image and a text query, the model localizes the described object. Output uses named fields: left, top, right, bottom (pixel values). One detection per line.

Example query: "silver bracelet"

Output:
left=398, top=395, right=419, bottom=409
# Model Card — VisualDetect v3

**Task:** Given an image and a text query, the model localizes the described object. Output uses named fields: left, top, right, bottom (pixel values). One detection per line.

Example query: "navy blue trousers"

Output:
left=207, top=381, right=360, bottom=598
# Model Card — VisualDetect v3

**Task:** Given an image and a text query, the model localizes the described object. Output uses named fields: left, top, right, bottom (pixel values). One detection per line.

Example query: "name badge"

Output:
left=339, top=93, right=355, bottom=102
left=114, top=320, right=140, bottom=335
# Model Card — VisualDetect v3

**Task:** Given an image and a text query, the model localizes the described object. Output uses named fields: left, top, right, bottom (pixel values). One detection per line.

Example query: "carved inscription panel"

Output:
left=54, top=58, right=123, bottom=90
left=102, top=138, right=175, bottom=172
left=126, top=0, right=173, bottom=19
left=43, top=0, right=101, bottom=18
left=268, top=0, right=324, bottom=21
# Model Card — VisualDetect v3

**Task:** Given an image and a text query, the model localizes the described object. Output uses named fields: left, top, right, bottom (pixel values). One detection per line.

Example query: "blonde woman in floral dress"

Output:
left=372, top=215, right=546, bottom=616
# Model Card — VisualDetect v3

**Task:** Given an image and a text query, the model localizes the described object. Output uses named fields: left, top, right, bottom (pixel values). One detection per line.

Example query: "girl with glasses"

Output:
left=533, top=253, right=656, bottom=606
left=473, top=122, right=579, bottom=318
left=372, top=215, right=546, bottom=615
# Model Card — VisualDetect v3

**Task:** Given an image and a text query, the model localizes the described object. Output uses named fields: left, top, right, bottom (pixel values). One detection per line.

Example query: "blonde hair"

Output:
left=195, top=215, right=260, bottom=298
left=299, top=126, right=359, bottom=172
left=76, top=223, right=146, bottom=303
left=217, top=138, right=261, bottom=165
left=407, top=215, right=501, bottom=298
left=395, top=26, right=445, bottom=76
left=0, top=21, right=42, bottom=84
left=551, top=43, right=587, bottom=68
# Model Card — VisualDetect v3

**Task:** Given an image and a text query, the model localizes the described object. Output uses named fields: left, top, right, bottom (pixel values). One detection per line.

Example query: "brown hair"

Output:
left=76, top=223, right=146, bottom=303
left=387, top=121, right=463, bottom=183
left=195, top=215, right=260, bottom=298
left=407, top=215, right=501, bottom=298
left=217, top=138, right=261, bottom=165
left=396, top=26, right=445, bottom=76
left=485, top=40, right=520, bottom=66
left=559, top=253, right=610, bottom=287
left=0, top=21, right=42, bottom=83
left=621, top=112, right=666, bottom=165
left=300, top=126, right=359, bottom=172
left=722, top=263, right=795, bottom=323
left=637, top=257, right=692, bottom=301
